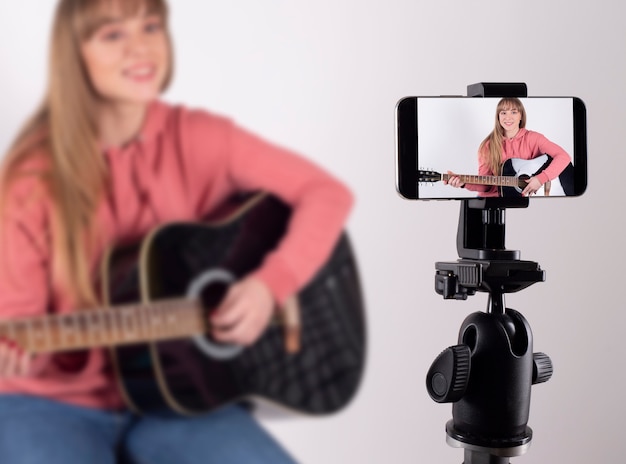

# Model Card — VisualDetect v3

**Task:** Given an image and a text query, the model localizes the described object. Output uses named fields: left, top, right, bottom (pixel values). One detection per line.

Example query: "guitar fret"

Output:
left=153, top=303, right=165, bottom=336
left=160, top=302, right=174, bottom=336
left=165, top=305, right=177, bottom=327
left=150, top=304, right=162, bottom=337
left=120, top=307, right=137, bottom=342
left=133, top=305, right=142, bottom=339
left=10, top=320, right=28, bottom=350
left=24, top=319, right=33, bottom=351
left=76, top=314, right=88, bottom=348
left=5, top=321, right=16, bottom=344
left=444, top=173, right=519, bottom=188
left=184, top=305, right=196, bottom=334
left=155, top=304, right=166, bottom=334
left=83, top=311, right=94, bottom=345
left=59, top=314, right=75, bottom=348
left=29, top=318, right=45, bottom=352
left=58, top=314, right=76, bottom=349
left=143, top=304, right=154, bottom=340
left=116, top=309, right=126, bottom=341
left=47, top=316, right=58, bottom=350
left=43, top=315, right=52, bottom=351
left=85, top=310, right=103, bottom=346
left=138, top=305, right=145, bottom=341
left=0, top=297, right=206, bottom=354
left=134, top=304, right=144, bottom=342
left=50, top=315, right=64, bottom=348
left=110, top=309, right=121, bottom=343
left=92, top=311, right=104, bottom=345
left=101, top=309, right=114, bottom=345
left=458, top=174, right=518, bottom=187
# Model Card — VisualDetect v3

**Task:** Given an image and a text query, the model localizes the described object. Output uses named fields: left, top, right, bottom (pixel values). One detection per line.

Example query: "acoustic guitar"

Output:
left=0, top=192, right=366, bottom=416
left=419, top=154, right=574, bottom=197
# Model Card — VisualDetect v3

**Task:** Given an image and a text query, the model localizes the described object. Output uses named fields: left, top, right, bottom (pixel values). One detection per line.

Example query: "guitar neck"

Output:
left=441, top=173, right=519, bottom=188
left=0, top=299, right=206, bottom=354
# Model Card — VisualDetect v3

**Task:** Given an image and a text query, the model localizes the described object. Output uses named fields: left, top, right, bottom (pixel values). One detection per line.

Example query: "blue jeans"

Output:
left=0, top=395, right=297, bottom=464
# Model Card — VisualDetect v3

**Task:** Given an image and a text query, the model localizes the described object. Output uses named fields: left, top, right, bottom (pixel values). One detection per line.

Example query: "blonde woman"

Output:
left=446, top=97, right=572, bottom=197
left=0, top=0, right=353, bottom=462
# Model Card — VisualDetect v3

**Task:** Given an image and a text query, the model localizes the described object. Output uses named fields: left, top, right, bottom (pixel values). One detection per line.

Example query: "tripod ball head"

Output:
left=426, top=307, right=553, bottom=455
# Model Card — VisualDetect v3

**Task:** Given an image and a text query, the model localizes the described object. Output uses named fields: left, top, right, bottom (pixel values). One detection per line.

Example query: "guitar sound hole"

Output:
left=199, top=283, right=230, bottom=316
left=185, top=269, right=242, bottom=355
left=194, top=281, right=245, bottom=360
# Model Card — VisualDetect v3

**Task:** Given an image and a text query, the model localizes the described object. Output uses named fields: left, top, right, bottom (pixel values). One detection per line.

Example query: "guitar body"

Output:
left=500, top=154, right=575, bottom=197
left=103, top=193, right=366, bottom=416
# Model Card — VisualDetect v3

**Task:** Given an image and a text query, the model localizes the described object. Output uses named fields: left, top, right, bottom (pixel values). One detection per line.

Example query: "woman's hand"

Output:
left=522, top=176, right=543, bottom=196
left=0, top=339, right=31, bottom=378
left=210, top=277, right=275, bottom=346
left=444, top=171, right=465, bottom=188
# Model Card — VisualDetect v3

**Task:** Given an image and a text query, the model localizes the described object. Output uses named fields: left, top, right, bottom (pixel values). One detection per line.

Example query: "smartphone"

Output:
left=395, top=96, right=587, bottom=200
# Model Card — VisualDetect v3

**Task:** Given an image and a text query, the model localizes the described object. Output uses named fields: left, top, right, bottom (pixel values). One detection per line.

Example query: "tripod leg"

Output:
left=463, top=450, right=510, bottom=464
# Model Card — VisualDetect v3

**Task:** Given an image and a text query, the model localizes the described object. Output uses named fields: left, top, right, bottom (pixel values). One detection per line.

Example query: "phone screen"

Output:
left=395, top=96, right=587, bottom=200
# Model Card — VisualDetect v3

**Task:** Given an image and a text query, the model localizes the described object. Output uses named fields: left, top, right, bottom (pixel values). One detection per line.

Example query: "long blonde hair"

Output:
left=0, top=0, right=172, bottom=306
left=478, top=97, right=527, bottom=176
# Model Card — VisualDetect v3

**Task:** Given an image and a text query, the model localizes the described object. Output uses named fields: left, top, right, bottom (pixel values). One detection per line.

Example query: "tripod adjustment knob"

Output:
left=426, top=345, right=471, bottom=403
left=532, top=352, right=553, bottom=384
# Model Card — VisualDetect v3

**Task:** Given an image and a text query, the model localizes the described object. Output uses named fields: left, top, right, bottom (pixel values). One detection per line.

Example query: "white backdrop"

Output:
left=1, top=1, right=624, bottom=463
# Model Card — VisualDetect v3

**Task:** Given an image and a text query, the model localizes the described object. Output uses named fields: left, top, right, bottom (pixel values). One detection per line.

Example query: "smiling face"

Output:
left=80, top=1, right=171, bottom=107
left=499, top=107, right=522, bottom=133
left=495, top=98, right=526, bottom=138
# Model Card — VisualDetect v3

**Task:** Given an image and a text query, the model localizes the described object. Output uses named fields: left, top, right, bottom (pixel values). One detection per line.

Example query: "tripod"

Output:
left=425, top=83, right=553, bottom=463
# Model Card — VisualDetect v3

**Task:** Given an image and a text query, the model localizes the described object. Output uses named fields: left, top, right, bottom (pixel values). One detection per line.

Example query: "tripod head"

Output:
left=425, top=83, right=554, bottom=464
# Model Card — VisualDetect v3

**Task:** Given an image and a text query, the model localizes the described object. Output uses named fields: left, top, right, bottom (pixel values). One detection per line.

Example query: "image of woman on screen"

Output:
left=445, top=97, right=573, bottom=197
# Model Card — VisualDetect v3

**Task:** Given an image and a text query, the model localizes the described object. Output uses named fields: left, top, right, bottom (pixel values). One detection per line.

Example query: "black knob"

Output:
left=426, top=345, right=471, bottom=403
left=532, top=352, right=553, bottom=384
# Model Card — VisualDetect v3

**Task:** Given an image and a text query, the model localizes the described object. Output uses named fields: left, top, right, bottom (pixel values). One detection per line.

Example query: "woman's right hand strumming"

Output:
left=0, top=339, right=31, bottom=378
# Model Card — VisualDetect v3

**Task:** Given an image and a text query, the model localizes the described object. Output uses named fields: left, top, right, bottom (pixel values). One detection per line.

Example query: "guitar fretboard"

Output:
left=0, top=299, right=206, bottom=354
left=441, top=173, right=520, bottom=188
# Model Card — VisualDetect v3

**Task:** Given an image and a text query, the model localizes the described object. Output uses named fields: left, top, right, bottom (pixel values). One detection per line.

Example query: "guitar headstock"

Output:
left=418, top=170, right=442, bottom=183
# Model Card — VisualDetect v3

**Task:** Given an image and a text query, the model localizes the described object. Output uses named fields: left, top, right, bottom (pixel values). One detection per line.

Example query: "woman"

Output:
left=446, top=97, right=572, bottom=197
left=0, top=0, right=353, bottom=462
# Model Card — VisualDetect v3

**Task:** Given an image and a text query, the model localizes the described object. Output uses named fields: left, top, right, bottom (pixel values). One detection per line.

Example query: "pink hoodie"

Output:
left=0, top=101, right=353, bottom=409
left=465, top=128, right=572, bottom=196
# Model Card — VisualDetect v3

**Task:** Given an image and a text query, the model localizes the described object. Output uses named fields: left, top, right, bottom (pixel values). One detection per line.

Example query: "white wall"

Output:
left=1, top=1, right=624, bottom=462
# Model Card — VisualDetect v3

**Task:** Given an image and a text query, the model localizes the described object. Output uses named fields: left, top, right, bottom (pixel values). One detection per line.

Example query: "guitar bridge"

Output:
left=280, top=296, right=302, bottom=354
